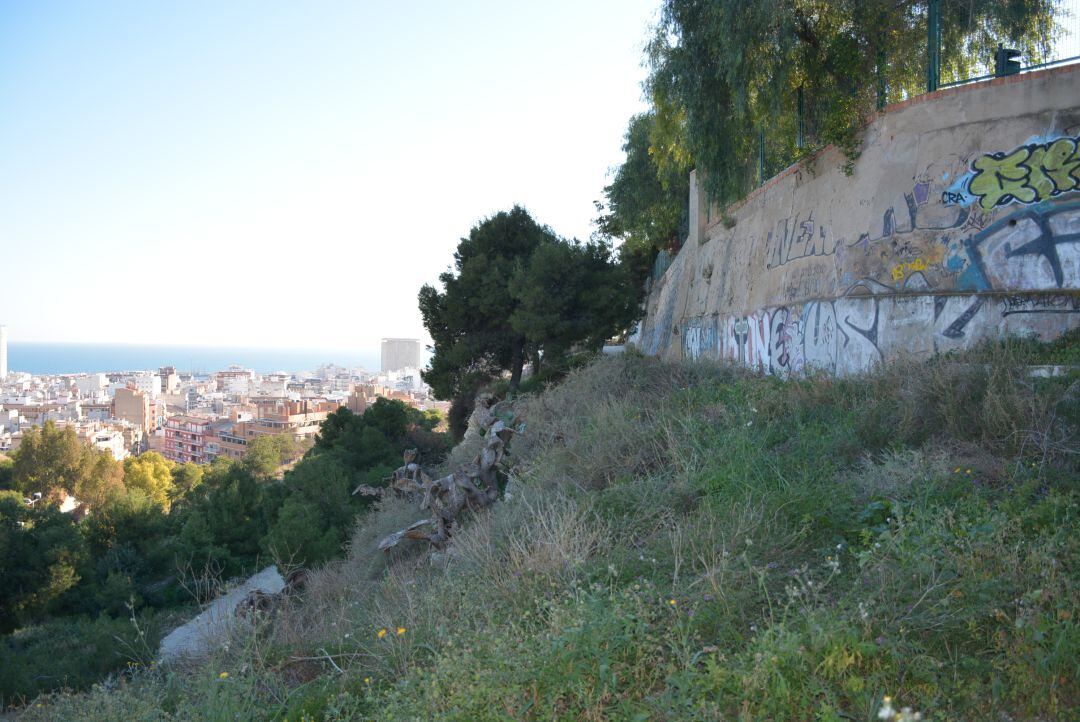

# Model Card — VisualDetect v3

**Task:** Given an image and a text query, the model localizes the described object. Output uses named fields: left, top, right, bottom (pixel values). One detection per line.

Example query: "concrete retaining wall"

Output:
left=634, top=65, right=1080, bottom=373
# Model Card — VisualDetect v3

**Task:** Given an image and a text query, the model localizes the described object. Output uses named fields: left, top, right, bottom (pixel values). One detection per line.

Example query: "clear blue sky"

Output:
left=0, top=0, right=659, bottom=353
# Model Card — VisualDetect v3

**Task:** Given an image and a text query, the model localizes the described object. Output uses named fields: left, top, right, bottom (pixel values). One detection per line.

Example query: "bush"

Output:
left=0, top=608, right=180, bottom=706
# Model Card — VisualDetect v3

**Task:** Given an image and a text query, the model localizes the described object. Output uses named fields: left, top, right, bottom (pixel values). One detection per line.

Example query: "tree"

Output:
left=420, top=206, right=558, bottom=398
left=179, top=464, right=270, bottom=576
left=169, top=462, right=204, bottom=504
left=313, top=400, right=443, bottom=473
left=648, top=0, right=1059, bottom=206
left=0, top=492, right=86, bottom=633
left=243, top=435, right=300, bottom=478
left=0, top=456, right=13, bottom=490
left=12, top=421, right=123, bottom=506
left=12, top=422, right=85, bottom=498
left=262, top=455, right=353, bottom=567
left=596, top=112, right=690, bottom=256
left=509, top=238, right=640, bottom=370
left=76, top=450, right=125, bottom=508
left=77, top=486, right=175, bottom=615
left=122, top=452, right=175, bottom=509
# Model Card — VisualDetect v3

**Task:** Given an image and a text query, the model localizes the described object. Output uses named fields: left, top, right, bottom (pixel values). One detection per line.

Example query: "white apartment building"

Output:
left=380, top=338, right=422, bottom=373
left=74, top=373, right=108, bottom=399
left=133, top=373, right=161, bottom=398
left=91, top=428, right=128, bottom=460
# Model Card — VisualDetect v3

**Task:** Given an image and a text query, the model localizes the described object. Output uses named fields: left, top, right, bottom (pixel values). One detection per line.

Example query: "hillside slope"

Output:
left=19, top=336, right=1080, bottom=721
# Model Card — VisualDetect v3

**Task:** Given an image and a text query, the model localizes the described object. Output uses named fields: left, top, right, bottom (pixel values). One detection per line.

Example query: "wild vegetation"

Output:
left=419, top=206, right=640, bottom=438
left=0, top=399, right=447, bottom=706
left=14, top=333, right=1077, bottom=720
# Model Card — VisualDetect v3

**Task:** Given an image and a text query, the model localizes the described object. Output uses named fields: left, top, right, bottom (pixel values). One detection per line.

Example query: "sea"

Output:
left=6, top=342, right=381, bottom=376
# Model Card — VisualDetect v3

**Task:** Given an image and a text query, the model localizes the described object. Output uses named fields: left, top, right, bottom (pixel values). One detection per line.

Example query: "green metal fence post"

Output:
left=927, top=0, right=940, bottom=92
left=876, top=21, right=887, bottom=110
left=758, top=126, right=765, bottom=186
left=797, top=86, right=805, bottom=149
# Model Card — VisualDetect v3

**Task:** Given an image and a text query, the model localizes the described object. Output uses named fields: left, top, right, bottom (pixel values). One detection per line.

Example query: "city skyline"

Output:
left=0, top=1, right=657, bottom=349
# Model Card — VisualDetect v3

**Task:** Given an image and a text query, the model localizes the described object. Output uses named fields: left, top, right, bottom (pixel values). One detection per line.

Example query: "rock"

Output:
left=158, top=565, right=285, bottom=663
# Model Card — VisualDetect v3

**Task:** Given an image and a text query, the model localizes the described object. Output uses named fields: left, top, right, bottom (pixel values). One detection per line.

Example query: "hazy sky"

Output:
left=0, top=0, right=658, bottom=353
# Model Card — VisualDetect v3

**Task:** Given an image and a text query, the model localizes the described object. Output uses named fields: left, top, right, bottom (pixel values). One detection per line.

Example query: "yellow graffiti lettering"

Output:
left=1033, top=137, right=1080, bottom=195
left=968, top=136, right=1080, bottom=210
left=889, top=257, right=928, bottom=283
left=970, top=148, right=1037, bottom=210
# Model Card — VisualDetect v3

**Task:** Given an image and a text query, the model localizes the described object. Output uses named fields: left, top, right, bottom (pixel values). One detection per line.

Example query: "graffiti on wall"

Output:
left=948, top=200, right=1080, bottom=292
left=945, top=135, right=1080, bottom=211
left=766, top=213, right=838, bottom=269
left=681, top=289, right=1079, bottom=377
left=654, top=126, right=1080, bottom=373
left=999, top=294, right=1080, bottom=316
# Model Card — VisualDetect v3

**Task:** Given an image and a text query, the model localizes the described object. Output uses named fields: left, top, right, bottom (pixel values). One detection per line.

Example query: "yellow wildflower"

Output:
left=396, top=627, right=406, bottom=636
left=219, top=671, right=228, bottom=679
left=668, top=598, right=677, bottom=607
left=364, top=677, right=371, bottom=684
left=377, top=628, right=388, bottom=639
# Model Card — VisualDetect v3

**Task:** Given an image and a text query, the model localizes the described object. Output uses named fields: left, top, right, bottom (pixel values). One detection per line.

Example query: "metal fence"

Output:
left=751, top=0, right=1080, bottom=188
left=936, top=0, right=1080, bottom=88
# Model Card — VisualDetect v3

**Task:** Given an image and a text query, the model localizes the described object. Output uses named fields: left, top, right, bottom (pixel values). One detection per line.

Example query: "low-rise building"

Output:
left=91, top=428, right=128, bottom=460
left=164, top=414, right=214, bottom=464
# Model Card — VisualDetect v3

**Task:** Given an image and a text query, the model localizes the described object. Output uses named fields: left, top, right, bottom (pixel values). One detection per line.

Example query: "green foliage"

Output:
left=169, top=462, right=204, bottom=504
left=0, top=495, right=86, bottom=634
left=11, top=421, right=124, bottom=506
left=77, top=486, right=179, bottom=614
left=1, top=398, right=451, bottom=709
left=179, top=463, right=271, bottom=577
left=241, top=435, right=296, bottom=479
left=315, top=399, right=444, bottom=470
left=0, top=609, right=177, bottom=706
left=649, top=0, right=1060, bottom=205
left=419, top=206, right=556, bottom=399
left=509, top=238, right=640, bottom=369
left=0, top=456, right=14, bottom=490
left=122, top=452, right=174, bottom=509
left=263, top=455, right=354, bottom=567
left=596, top=111, right=690, bottom=256
left=420, top=206, right=641, bottom=409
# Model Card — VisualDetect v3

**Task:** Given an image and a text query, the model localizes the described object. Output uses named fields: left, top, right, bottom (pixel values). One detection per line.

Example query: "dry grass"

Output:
left=14, top=338, right=1079, bottom=721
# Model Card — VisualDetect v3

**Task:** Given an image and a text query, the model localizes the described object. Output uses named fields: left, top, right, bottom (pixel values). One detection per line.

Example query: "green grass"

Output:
left=12, top=336, right=1079, bottom=720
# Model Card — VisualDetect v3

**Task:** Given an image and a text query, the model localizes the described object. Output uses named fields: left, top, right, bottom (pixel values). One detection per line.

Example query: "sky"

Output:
left=0, top=0, right=659, bottom=354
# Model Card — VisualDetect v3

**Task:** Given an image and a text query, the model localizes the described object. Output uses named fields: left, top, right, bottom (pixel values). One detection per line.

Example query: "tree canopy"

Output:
left=420, top=206, right=641, bottom=430
left=12, top=421, right=124, bottom=506
left=646, top=0, right=1060, bottom=205
left=122, top=452, right=174, bottom=509
left=595, top=111, right=690, bottom=257
left=420, top=206, right=558, bottom=400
